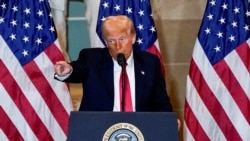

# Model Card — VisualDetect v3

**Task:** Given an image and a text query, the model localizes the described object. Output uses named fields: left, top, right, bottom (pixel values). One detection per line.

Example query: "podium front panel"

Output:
left=67, top=112, right=178, bottom=141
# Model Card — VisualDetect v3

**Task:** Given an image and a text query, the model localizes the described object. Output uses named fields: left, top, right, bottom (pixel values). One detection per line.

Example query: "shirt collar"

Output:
left=113, top=51, right=134, bottom=69
left=126, top=51, right=133, bottom=68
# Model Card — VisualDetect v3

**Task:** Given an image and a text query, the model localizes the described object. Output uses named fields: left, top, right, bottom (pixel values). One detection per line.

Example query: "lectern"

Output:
left=67, top=112, right=178, bottom=141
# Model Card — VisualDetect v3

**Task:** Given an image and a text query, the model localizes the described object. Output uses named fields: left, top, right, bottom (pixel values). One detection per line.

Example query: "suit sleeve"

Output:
left=153, top=56, right=173, bottom=112
left=62, top=49, right=90, bottom=83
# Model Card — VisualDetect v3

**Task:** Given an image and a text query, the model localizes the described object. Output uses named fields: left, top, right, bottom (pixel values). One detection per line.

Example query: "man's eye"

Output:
left=120, top=38, right=125, bottom=42
left=108, top=40, right=115, bottom=44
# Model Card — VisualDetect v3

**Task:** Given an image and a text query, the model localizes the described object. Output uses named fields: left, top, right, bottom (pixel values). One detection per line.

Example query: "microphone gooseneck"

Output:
left=117, top=53, right=126, bottom=112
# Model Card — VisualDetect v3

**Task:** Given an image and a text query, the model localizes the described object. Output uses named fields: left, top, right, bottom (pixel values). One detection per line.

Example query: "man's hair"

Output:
left=101, top=15, right=136, bottom=38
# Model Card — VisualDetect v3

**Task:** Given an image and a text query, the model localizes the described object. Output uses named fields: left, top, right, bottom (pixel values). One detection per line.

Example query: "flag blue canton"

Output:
left=198, top=0, right=250, bottom=65
left=0, top=0, right=56, bottom=66
left=96, top=0, right=157, bottom=51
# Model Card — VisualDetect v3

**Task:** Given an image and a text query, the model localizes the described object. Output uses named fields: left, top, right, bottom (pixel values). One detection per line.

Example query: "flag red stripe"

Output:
left=0, top=106, right=24, bottom=141
left=189, top=59, right=242, bottom=140
left=44, top=43, right=66, bottom=63
left=23, top=60, right=69, bottom=135
left=235, top=42, right=250, bottom=72
left=214, top=60, right=250, bottom=124
left=0, top=61, right=53, bottom=141
left=44, top=43, right=70, bottom=89
left=184, top=99, right=210, bottom=140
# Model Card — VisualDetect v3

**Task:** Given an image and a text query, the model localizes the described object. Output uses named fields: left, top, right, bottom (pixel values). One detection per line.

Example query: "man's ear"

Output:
left=132, top=34, right=136, bottom=44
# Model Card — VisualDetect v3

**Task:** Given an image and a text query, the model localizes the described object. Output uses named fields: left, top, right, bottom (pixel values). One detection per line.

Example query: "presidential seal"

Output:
left=102, top=123, right=144, bottom=141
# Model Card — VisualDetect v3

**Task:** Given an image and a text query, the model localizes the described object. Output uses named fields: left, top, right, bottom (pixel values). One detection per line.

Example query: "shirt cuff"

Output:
left=54, top=70, right=72, bottom=81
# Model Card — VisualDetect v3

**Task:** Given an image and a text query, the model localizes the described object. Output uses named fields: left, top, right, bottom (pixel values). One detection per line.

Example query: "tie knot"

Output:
left=121, top=62, right=127, bottom=70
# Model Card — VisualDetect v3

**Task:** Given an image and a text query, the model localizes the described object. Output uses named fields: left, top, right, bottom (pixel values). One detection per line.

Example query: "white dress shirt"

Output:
left=112, top=52, right=135, bottom=112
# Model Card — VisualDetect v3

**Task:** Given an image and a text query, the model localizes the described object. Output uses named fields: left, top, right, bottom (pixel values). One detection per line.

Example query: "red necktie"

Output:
left=119, top=66, right=133, bottom=112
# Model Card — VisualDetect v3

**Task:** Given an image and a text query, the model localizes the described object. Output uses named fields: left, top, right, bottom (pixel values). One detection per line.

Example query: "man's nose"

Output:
left=115, top=41, right=121, bottom=50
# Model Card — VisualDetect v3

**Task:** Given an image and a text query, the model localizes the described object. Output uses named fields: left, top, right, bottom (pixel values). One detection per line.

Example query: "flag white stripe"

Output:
left=193, top=39, right=250, bottom=139
left=224, top=50, right=250, bottom=139
left=186, top=76, right=226, bottom=141
left=225, top=49, right=250, bottom=99
left=0, top=129, right=8, bottom=141
left=0, top=84, right=38, bottom=141
left=154, top=40, right=160, bottom=50
left=0, top=36, right=67, bottom=140
left=183, top=119, right=195, bottom=141
left=34, top=44, right=72, bottom=113
left=54, top=39, right=63, bottom=52
left=247, top=38, right=250, bottom=47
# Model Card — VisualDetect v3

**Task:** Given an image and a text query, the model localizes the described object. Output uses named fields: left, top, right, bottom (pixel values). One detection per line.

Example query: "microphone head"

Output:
left=117, top=53, right=126, bottom=67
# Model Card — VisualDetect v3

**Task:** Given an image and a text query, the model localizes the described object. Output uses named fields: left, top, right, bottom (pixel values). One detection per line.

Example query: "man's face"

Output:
left=104, top=27, right=135, bottom=60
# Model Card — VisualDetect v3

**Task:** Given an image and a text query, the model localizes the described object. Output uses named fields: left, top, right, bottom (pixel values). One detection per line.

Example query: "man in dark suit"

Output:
left=54, top=15, right=173, bottom=112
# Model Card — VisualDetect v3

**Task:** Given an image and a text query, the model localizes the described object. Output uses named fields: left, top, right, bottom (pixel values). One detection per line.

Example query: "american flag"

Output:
left=95, top=0, right=165, bottom=77
left=184, top=0, right=250, bottom=140
left=0, top=0, right=73, bottom=141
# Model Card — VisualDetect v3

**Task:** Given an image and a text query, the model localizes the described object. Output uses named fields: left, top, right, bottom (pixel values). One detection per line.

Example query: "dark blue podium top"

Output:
left=67, top=112, right=178, bottom=141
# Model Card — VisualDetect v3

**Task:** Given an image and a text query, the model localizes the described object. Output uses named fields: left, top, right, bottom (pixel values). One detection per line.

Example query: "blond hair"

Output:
left=101, top=15, right=136, bottom=38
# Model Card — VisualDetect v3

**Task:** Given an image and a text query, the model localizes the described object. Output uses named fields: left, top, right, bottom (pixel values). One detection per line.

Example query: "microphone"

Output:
left=117, top=53, right=126, bottom=68
left=117, top=53, right=126, bottom=112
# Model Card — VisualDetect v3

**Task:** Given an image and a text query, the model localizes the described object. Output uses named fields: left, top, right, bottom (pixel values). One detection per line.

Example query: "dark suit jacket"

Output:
left=64, top=48, right=173, bottom=112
